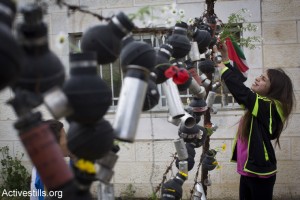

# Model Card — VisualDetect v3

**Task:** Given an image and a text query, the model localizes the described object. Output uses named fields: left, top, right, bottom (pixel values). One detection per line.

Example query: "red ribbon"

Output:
left=164, top=65, right=190, bottom=85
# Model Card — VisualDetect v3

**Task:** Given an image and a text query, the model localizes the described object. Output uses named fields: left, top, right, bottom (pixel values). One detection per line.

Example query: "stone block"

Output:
left=133, top=117, right=180, bottom=140
left=298, top=20, right=300, bottom=43
left=274, top=138, right=291, bottom=160
left=209, top=139, right=232, bottom=162
left=286, top=184, right=300, bottom=199
left=50, top=12, right=68, bottom=34
left=277, top=160, right=300, bottom=184
left=272, top=183, right=300, bottom=200
left=208, top=183, right=239, bottom=200
left=281, top=114, right=300, bottom=136
left=273, top=183, right=291, bottom=199
left=293, top=0, right=300, bottom=20
left=13, top=141, right=30, bottom=161
left=67, top=11, right=103, bottom=33
left=294, top=91, right=300, bottom=113
left=262, top=0, right=300, bottom=21
left=284, top=68, right=300, bottom=91
left=114, top=182, right=154, bottom=198
left=291, top=137, right=300, bottom=160
left=105, top=0, right=133, bottom=8
left=49, top=34, right=70, bottom=57
left=102, top=6, right=150, bottom=28
left=214, top=0, right=261, bottom=23
left=243, top=45, right=263, bottom=68
left=81, top=0, right=134, bottom=9
left=220, top=163, right=240, bottom=184
left=151, top=161, right=176, bottom=183
left=177, top=0, right=204, bottom=3
left=185, top=164, right=222, bottom=185
left=47, top=0, right=80, bottom=13
left=79, top=0, right=106, bottom=9
left=135, top=141, right=153, bottom=161
left=194, top=147, right=203, bottom=162
left=243, top=22, right=262, bottom=43
left=134, top=0, right=173, bottom=6
left=0, top=121, right=19, bottom=141
left=114, top=161, right=153, bottom=183
left=160, top=3, right=205, bottom=23
left=209, top=112, right=243, bottom=139
left=153, top=140, right=175, bottom=161
left=16, top=0, right=35, bottom=11
left=263, top=45, right=300, bottom=68
left=117, top=142, right=136, bottom=161
left=0, top=100, right=17, bottom=121
left=209, top=168, right=221, bottom=185
left=262, top=21, right=297, bottom=44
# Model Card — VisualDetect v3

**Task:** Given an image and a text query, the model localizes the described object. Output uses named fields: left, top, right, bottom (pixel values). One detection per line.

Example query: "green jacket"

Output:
left=221, top=64, right=284, bottom=175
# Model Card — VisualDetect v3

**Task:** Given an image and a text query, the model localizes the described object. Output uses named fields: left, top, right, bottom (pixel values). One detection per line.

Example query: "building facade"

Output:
left=0, top=0, right=300, bottom=199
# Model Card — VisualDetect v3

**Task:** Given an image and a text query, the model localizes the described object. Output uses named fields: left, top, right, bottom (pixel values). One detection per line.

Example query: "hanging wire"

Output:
left=52, top=0, right=111, bottom=21
left=189, top=153, right=205, bottom=199
left=154, top=152, right=177, bottom=195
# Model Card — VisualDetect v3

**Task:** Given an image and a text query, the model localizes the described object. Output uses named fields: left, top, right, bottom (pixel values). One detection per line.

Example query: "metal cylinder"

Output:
left=213, top=52, right=222, bottom=64
left=189, top=78, right=206, bottom=99
left=199, top=73, right=207, bottom=82
left=97, top=151, right=119, bottom=169
left=210, top=107, right=218, bottom=114
left=162, top=79, right=185, bottom=119
left=189, top=42, right=201, bottom=62
left=96, top=166, right=114, bottom=184
left=114, top=65, right=149, bottom=142
left=43, top=87, right=73, bottom=119
left=174, top=138, right=188, bottom=160
left=98, top=183, right=115, bottom=200
left=96, top=151, right=118, bottom=184
left=167, top=114, right=181, bottom=126
left=193, top=183, right=207, bottom=200
left=180, top=112, right=196, bottom=128
left=178, top=161, right=188, bottom=176
left=202, top=79, right=211, bottom=88
left=212, top=81, right=221, bottom=91
left=206, top=91, right=216, bottom=108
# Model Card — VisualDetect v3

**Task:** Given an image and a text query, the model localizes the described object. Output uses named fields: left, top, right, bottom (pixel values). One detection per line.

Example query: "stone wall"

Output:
left=0, top=0, right=299, bottom=199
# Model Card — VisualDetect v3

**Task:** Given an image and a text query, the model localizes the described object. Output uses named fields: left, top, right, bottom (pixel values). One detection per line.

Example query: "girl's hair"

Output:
left=241, top=68, right=295, bottom=147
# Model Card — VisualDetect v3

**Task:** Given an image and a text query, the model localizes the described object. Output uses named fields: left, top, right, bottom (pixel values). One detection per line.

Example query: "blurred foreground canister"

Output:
left=19, top=123, right=73, bottom=190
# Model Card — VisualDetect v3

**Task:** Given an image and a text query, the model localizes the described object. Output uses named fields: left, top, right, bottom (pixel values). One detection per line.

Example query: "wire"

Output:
left=52, top=0, right=110, bottom=21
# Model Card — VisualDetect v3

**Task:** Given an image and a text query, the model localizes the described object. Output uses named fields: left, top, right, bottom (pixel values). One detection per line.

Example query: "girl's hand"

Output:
left=212, top=45, right=227, bottom=70
left=216, top=41, right=229, bottom=62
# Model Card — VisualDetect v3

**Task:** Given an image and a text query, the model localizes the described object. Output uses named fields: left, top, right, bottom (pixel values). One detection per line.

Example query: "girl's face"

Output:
left=251, top=72, right=271, bottom=96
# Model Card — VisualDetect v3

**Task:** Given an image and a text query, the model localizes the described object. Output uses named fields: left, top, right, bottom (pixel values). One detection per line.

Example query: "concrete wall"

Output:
left=0, top=0, right=300, bottom=199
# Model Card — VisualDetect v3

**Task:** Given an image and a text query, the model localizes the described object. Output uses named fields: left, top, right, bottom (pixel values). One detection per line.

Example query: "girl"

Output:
left=213, top=44, right=295, bottom=200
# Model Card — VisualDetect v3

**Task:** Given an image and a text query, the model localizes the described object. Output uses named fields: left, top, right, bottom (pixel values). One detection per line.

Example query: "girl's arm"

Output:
left=213, top=45, right=256, bottom=111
